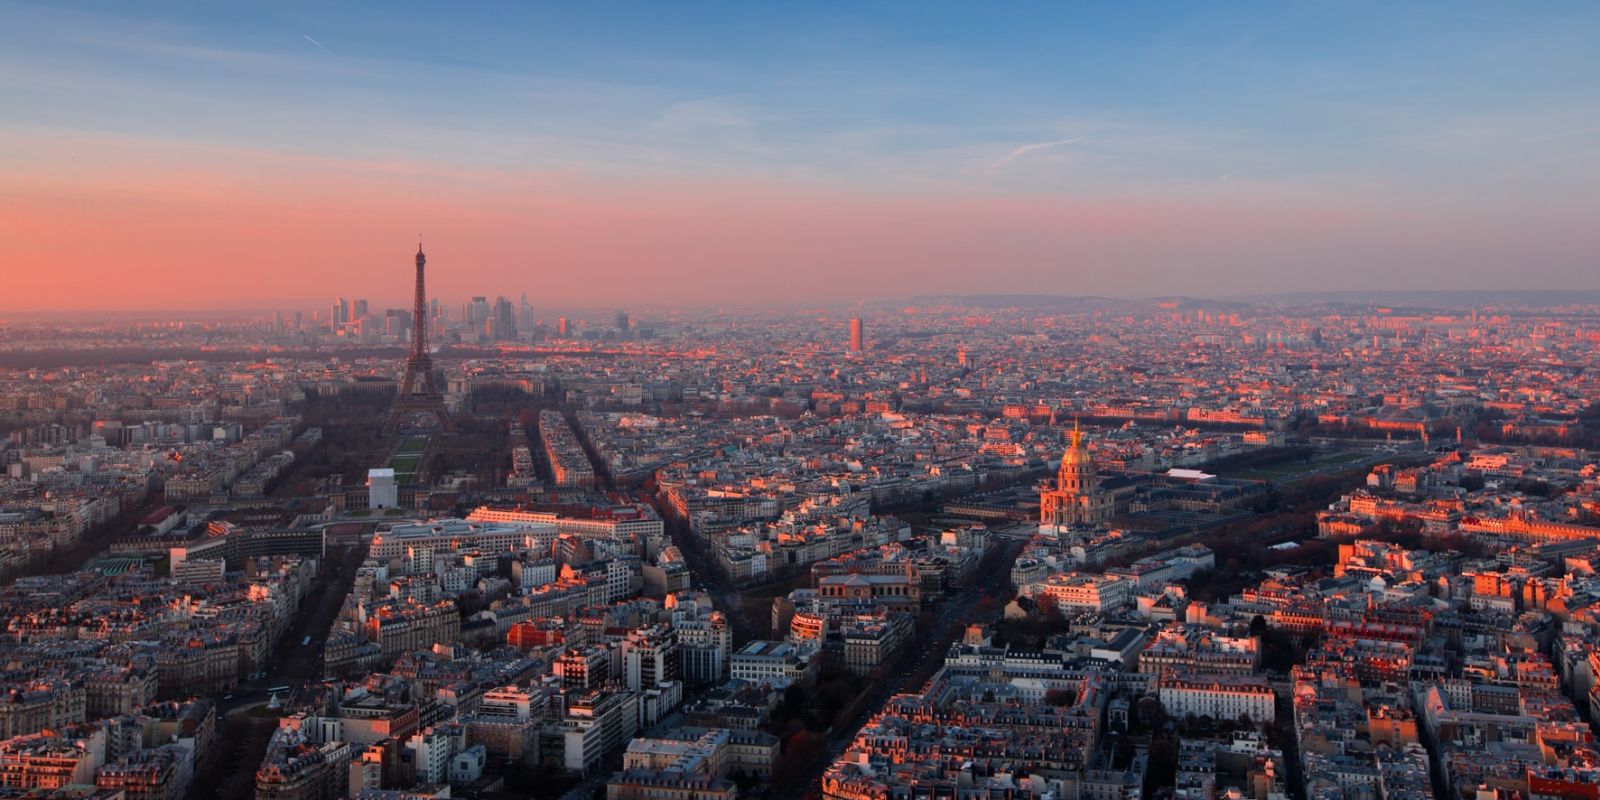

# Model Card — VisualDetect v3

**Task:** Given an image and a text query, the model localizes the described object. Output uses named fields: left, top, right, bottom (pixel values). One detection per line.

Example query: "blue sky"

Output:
left=8, top=1, right=1596, bottom=186
left=3, top=1, right=1599, bottom=308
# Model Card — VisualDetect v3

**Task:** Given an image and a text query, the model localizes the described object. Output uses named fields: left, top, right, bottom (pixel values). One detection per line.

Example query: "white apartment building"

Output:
left=1035, top=573, right=1131, bottom=612
left=1157, top=673, right=1276, bottom=723
left=371, top=519, right=550, bottom=561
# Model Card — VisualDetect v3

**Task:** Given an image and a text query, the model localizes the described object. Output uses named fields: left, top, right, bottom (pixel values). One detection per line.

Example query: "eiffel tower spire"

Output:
left=386, top=241, right=452, bottom=434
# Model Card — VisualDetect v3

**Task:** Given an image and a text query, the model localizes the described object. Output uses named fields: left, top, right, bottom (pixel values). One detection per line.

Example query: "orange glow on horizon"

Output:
left=2, top=132, right=1587, bottom=312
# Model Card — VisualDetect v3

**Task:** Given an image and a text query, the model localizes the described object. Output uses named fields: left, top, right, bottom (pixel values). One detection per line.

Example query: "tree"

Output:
left=1514, top=479, right=1553, bottom=497
left=1250, top=614, right=1268, bottom=637
left=783, top=730, right=821, bottom=769
left=1135, top=695, right=1166, bottom=732
left=1143, top=738, right=1179, bottom=797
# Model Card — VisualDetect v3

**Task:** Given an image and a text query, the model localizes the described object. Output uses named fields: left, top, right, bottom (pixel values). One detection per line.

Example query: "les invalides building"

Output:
left=1040, top=422, right=1114, bottom=532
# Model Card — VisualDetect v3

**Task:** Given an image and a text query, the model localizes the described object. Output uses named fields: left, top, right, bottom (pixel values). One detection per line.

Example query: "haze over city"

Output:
left=12, top=5, right=1600, bottom=800
left=5, top=2, right=1600, bottom=311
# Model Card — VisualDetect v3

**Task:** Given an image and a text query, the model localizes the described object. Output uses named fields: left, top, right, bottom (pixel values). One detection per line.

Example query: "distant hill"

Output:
left=1236, top=290, right=1600, bottom=308
left=1140, top=296, right=1256, bottom=312
left=878, top=294, right=1257, bottom=313
left=880, top=290, right=1600, bottom=315
left=879, top=294, right=1124, bottom=311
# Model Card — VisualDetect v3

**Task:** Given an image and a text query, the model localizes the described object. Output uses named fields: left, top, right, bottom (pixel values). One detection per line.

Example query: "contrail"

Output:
left=303, top=34, right=335, bottom=56
left=986, top=136, right=1087, bottom=175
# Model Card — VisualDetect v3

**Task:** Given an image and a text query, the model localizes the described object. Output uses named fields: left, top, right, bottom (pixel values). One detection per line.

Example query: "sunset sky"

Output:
left=3, top=1, right=1599, bottom=312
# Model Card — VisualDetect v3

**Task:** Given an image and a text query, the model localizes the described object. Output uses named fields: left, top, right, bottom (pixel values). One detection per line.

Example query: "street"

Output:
left=768, top=536, right=1028, bottom=800
left=186, top=537, right=371, bottom=800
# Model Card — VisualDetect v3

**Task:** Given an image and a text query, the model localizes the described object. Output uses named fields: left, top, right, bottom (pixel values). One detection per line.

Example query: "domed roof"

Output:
left=1061, top=421, right=1093, bottom=467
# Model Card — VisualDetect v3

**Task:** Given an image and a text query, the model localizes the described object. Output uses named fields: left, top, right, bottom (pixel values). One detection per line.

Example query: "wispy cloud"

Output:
left=5, top=0, right=1600, bottom=211
left=985, top=136, right=1088, bottom=176
left=302, top=34, right=336, bottom=57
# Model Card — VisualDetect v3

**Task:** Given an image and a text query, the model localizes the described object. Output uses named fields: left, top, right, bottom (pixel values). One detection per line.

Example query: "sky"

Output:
left=2, top=1, right=1599, bottom=312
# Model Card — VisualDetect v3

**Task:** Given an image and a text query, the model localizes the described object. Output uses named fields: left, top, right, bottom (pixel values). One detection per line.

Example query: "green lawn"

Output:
left=396, top=436, right=429, bottom=455
left=381, top=436, right=429, bottom=483
left=1231, top=452, right=1371, bottom=482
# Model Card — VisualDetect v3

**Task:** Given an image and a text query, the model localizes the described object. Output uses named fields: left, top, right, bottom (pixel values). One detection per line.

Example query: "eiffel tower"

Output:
left=385, top=243, right=452, bottom=434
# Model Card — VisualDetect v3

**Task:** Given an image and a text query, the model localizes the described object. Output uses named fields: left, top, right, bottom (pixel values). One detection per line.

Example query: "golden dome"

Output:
left=1061, top=421, right=1092, bottom=466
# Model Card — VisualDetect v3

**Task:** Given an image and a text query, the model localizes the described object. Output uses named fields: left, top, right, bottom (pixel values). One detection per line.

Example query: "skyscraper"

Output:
left=332, top=298, right=351, bottom=333
left=494, top=296, right=517, bottom=340
left=384, top=309, right=410, bottom=338
left=518, top=294, right=536, bottom=335
left=849, top=317, right=864, bottom=352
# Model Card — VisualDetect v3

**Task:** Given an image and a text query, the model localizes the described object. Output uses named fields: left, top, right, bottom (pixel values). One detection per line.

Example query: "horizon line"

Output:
left=9, top=288, right=1600, bottom=320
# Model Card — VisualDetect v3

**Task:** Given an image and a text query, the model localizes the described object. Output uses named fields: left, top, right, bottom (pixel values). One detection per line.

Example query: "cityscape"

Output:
left=5, top=4, right=1600, bottom=800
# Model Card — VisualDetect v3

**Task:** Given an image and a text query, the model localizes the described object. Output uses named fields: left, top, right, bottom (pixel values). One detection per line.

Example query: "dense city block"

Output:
left=3, top=294, right=1600, bottom=800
